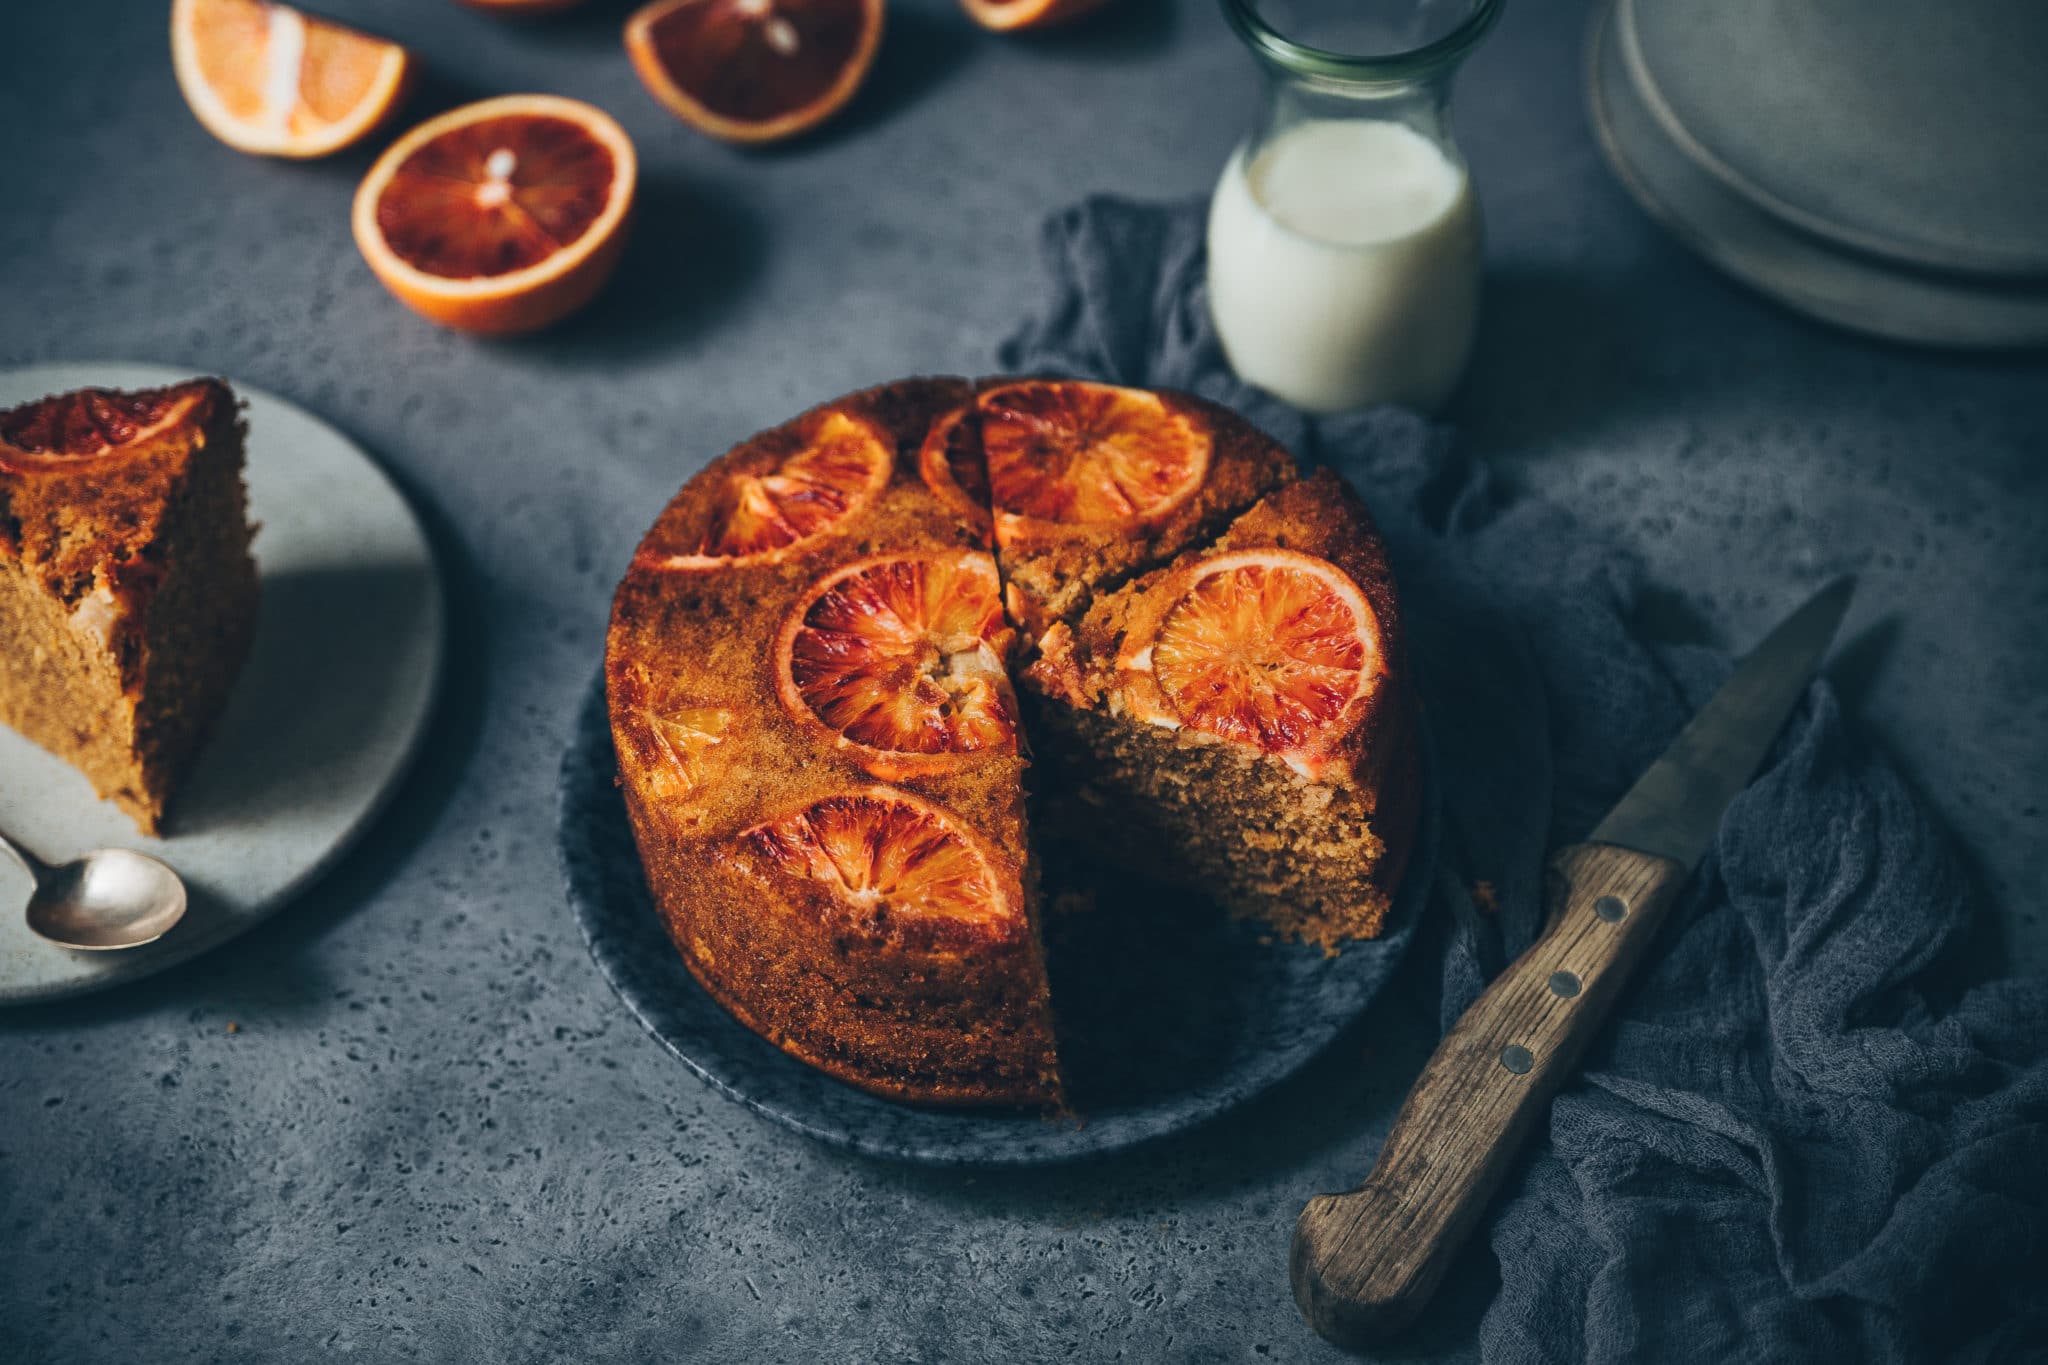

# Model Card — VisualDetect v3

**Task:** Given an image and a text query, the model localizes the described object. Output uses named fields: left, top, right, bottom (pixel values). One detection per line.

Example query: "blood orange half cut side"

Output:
left=626, top=0, right=884, bottom=145
left=352, top=95, right=637, bottom=335
left=976, top=381, right=1210, bottom=539
left=0, top=383, right=212, bottom=475
left=776, top=551, right=1018, bottom=777
left=172, top=0, right=413, bottom=158
left=959, top=0, right=1111, bottom=32
left=738, top=789, right=1015, bottom=938
left=645, top=412, right=894, bottom=570
left=1123, top=549, right=1381, bottom=778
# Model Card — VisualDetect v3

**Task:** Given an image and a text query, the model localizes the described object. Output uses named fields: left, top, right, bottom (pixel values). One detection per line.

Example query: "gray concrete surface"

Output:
left=2, top=0, right=2042, bottom=1360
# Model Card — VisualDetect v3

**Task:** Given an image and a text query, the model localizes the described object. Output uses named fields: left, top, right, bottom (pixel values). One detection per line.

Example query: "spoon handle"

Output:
left=0, top=830, right=47, bottom=884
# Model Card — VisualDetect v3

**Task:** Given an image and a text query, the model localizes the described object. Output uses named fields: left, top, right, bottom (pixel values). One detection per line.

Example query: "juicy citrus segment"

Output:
left=1135, top=549, right=1379, bottom=773
left=352, top=95, right=637, bottom=335
left=959, top=0, right=1112, bottom=31
left=374, top=115, right=617, bottom=278
left=779, top=552, right=1018, bottom=770
left=644, top=705, right=736, bottom=798
left=917, top=405, right=992, bottom=529
left=171, top=0, right=412, bottom=159
left=739, top=790, right=1010, bottom=928
left=647, top=412, right=893, bottom=569
left=977, top=381, right=1209, bottom=533
left=0, top=383, right=209, bottom=475
left=626, top=0, right=884, bottom=145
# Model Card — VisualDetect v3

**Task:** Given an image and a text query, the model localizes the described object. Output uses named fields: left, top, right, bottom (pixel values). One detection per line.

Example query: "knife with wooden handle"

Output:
left=1292, top=577, right=1857, bottom=1348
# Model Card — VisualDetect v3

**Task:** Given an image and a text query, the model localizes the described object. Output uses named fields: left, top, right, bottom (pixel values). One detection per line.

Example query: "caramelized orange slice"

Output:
left=739, top=788, right=1014, bottom=936
left=776, top=551, right=1018, bottom=777
left=626, top=0, right=884, bottom=145
left=352, top=95, right=637, bottom=335
left=977, top=381, right=1210, bottom=538
left=1120, top=549, right=1381, bottom=778
left=916, top=404, right=992, bottom=533
left=0, top=383, right=213, bottom=475
left=609, top=664, right=737, bottom=826
left=172, top=0, right=413, bottom=159
left=646, top=411, right=894, bottom=570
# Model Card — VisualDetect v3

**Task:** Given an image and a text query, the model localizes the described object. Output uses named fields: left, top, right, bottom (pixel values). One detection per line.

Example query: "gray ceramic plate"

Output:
left=0, top=362, right=444, bottom=1004
left=1621, top=0, right=2048, bottom=278
left=559, top=674, right=1437, bottom=1166
left=1588, top=2, right=2048, bottom=348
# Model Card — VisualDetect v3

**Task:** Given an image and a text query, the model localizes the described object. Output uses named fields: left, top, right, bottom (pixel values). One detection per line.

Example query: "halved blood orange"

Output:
left=959, top=0, right=1111, bottom=32
left=738, top=788, right=1015, bottom=939
left=0, top=383, right=212, bottom=476
left=610, top=664, right=737, bottom=824
left=625, top=0, right=884, bottom=145
left=917, top=404, right=992, bottom=533
left=976, top=381, right=1210, bottom=540
left=1118, top=549, right=1382, bottom=778
left=352, top=95, right=637, bottom=335
left=171, top=0, right=413, bottom=158
left=775, top=551, right=1018, bottom=778
left=642, top=411, right=894, bottom=570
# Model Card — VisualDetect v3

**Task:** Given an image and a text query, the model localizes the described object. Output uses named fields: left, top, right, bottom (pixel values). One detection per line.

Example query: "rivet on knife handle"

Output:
left=1289, top=843, right=1688, bottom=1347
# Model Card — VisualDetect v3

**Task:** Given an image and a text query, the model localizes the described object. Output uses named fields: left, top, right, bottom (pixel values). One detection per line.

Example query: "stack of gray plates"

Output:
left=1587, top=0, right=2048, bottom=347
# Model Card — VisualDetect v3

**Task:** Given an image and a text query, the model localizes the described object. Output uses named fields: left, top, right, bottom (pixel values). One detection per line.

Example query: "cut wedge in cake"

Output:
left=0, top=380, right=259, bottom=834
left=1022, top=470, right=1418, bottom=951
left=921, top=379, right=1295, bottom=643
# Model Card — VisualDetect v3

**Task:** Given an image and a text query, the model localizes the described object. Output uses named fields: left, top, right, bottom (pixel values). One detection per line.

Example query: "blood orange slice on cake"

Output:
left=0, top=384, right=214, bottom=474
left=1118, top=548, right=1383, bottom=779
left=640, top=410, right=894, bottom=570
left=738, top=788, right=1020, bottom=946
left=352, top=95, right=637, bottom=335
left=609, top=663, right=737, bottom=829
left=625, top=0, right=884, bottom=144
left=172, top=0, right=413, bottom=158
left=917, top=405, right=992, bottom=536
left=976, top=381, right=1211, bottom=542
left=775, top=551, right=1018, bottom=779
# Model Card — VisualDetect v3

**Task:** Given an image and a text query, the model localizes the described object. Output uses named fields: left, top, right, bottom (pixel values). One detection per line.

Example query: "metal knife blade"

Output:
left=1587, top=576, right=1855, bottom=869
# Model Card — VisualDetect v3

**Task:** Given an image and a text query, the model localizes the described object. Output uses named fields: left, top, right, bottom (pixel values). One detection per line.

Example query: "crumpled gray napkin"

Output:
left=1001, top=196, right=2048, bottom=1363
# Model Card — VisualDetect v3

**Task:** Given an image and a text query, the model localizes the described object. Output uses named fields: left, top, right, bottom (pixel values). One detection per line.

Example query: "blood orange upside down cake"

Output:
left=0, top=380, right=259, bottom=834
left=606, top=378, right=1416, bottom=1108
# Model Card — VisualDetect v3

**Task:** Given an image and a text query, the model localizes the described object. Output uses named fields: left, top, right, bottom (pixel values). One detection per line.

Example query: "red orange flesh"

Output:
left=0, top=384, right=210, bottom=475
left=977, top=381, right=1209, bottom=536
left=739, top=789, right=1011, bottom=929
left=626, top=0, right=884, bottom=144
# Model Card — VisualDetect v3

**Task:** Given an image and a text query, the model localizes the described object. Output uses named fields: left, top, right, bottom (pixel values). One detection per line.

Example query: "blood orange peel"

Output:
left=626, top=0, right=884, bottom=144
left=775, top=551, right=1018, bottom=779
left=172, top=0, right=413, bottom=158
left=0, top=384, right=215, bottom=476
left=917, top=404, right=992, bottom=535
left=352, top=95, right=637, bottom=335
left=737, top=787, right=1020, bottom=944
left=1114, top=548, right=1383, bottom=779
left=959, top=0, right=1112, bottom=32
left=975, top=381, right=1211, bottom=542
left=639, top=411, right=894, bottom=571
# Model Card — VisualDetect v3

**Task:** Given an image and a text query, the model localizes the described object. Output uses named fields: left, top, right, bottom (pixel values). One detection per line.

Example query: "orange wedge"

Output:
left=625, top=0, right=885, bottom=144
left=171, top=0, right=413, bottom=159
left=351, top=95, right=638, bottom=335
left=959, top=0, right=1111, bottom=32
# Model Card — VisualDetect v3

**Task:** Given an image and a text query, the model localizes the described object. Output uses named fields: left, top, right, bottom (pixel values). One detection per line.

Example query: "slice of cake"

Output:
left=0, top=380, right=259, bottom=834
left=1023, top=470, right=1418, bottom=950
left=919, top=379, right=1296, bottom=644
left=608, top=379, right=1066, bottom=1108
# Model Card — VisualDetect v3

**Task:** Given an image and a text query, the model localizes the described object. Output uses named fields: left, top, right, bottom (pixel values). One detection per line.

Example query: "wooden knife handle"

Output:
left=1291, top=842, right=1689, bottom=1348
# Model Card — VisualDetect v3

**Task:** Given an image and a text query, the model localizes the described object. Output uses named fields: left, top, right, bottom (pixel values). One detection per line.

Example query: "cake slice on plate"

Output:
left=0, top=380, right=259, bottom=834
left=1023, top=470, right=1419, bottom=950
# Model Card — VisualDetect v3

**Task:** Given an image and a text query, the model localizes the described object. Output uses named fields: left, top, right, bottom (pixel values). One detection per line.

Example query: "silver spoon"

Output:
left=0, top=830, right=188, bottom=951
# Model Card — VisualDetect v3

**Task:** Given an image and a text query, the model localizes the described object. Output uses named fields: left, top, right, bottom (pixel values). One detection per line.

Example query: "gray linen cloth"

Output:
left=1000, top=196, right=2048, bottom=1362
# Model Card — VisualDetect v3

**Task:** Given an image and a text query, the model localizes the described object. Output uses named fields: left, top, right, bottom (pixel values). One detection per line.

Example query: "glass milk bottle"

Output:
left=1207, top=0, right=1501, bottom=414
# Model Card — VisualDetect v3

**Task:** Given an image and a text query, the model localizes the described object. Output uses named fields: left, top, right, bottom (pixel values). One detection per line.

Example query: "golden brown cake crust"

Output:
left=0, top=379, right=257, bottom=833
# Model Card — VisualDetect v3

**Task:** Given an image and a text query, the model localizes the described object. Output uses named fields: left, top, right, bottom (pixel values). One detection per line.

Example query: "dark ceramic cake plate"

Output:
left=559, top=674, right=1437, bottom=1166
